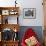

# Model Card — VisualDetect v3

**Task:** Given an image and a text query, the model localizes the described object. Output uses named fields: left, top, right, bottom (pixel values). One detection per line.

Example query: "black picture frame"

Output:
left=23, top=8, right=36, bottom=19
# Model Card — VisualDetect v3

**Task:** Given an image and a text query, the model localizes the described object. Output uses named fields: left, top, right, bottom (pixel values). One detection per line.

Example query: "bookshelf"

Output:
left=0, top=7, right=19, bottom=46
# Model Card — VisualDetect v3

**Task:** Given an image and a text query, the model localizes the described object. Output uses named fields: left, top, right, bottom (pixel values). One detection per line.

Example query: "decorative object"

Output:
left=2, top=16, right=8, bottom=24
left=2, top=10, right=9, bottom=15
left=9, top=10, right=18, bottom=15
left=5, top=18, right=8, bottom=24
left=25, top=36, right=38, bottom=46
left=21, top=28, right=41, bottom=46
left=23, top=8, right=36, bottom=19
left=2, top=28, right=13, bottom=41
left=13, top=32, right=18, bottom=41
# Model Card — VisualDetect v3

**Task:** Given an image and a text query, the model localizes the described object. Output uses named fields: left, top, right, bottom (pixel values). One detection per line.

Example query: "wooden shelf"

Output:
left=0, top=40, right=19, bottom=46
left=0, top=7, right=19, bottom=16
left=0, top=7, right=19, bottom=10
left=0, top=24, right=19, bottom=32
left=0, top=7, right=19, bottom=46
left=2, top=40, right=19, bottom=42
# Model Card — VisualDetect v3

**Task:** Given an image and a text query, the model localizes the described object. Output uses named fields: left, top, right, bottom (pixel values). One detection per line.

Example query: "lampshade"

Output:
left=13, top=28, right=17, bottom=32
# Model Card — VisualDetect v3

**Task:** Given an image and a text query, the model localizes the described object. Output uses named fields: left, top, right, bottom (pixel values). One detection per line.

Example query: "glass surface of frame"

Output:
left=23, top=8, right=36, bottom=19
left=2, top=10, right=9, bottom=15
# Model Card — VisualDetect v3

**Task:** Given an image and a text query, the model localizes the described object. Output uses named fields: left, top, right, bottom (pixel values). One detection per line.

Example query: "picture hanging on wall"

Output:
left=23, top=8, right=36, bottom=19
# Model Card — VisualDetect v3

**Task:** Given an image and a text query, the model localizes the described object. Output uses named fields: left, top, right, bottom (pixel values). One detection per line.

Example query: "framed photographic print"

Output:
left=2, top=10, right=9, bottom=15
left=9, top=9, right=18, bottom=15
left=23, top=8, right=36, bottom=19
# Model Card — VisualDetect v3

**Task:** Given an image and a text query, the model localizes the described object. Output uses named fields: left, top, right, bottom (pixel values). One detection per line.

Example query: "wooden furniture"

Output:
left=43, top=0, right=46, bottom=46
left=2, top=40, right=19, bottom=46
left=0, top=7, right=19, bottom=24
left=0, top=41, right=2, bottom=46
left=43, top=0, right=46, bottom=27
left=0, top=7, right=19, bottom=46
left=44, top=29, right=46, bottom=46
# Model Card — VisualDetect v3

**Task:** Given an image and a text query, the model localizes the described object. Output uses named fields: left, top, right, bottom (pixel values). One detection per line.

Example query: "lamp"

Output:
left=13, top=28, right=18, bottom=41
left=14, top=28, right=17, bottom=32
left=15, top=0, right=17, bottom=7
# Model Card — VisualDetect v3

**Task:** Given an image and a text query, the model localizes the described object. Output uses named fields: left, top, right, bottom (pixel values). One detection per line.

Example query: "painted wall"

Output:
left=17, top=0, right=44, bottom=26
left=0, top=0, right=44, bottom=26
left=0, top=0, right=44, bottom=44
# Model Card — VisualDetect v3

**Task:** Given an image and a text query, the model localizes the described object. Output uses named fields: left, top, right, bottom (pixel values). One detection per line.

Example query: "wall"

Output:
left=0, top=0, right=15, bottom=7
left=0, top=0, right=44, bottom=26
left=17, top=0, right=44, bottom=26
left=0, top=0, right=44, bottom=44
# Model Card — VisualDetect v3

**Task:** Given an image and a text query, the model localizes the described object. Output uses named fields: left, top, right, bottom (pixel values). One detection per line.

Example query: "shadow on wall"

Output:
left=18, top=26, right=44, bottom=44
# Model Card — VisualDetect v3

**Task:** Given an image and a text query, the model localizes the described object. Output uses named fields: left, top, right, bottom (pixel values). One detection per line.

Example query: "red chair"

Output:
left=21, top=28, right=41, bottom=46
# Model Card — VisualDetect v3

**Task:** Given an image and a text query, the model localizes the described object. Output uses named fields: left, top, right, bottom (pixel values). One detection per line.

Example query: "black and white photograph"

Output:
left=23, top=8, right=36, bottom=19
